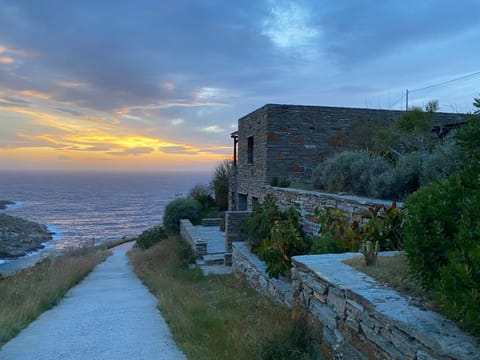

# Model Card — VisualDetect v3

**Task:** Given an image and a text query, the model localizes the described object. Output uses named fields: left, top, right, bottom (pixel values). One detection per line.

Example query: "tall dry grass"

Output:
left=0, top=247, right=110, bottom=346
left=128, top=236, right=310, bottom=359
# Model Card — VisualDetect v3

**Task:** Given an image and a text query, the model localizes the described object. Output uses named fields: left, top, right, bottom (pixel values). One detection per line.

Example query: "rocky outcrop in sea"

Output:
left=0, top=213, right=53, bottom=258
left=0, top=200, right=15, bottom=210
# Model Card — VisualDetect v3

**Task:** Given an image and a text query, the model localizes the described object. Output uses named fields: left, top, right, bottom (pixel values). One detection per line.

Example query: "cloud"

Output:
left=0, top=56, right=14, bottom=64
left=262, top=1, right=319, bottom=51
left=159, top=145, right=196, bottom=155
left=201, top=125, right=225, bottom=134
left=170, top=118, right=184, bottom=126
left=107, top=147, right=155, bottom=156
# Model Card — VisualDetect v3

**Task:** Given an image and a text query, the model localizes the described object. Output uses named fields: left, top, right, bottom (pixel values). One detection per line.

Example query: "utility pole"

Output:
left=405, top=89, right=409, bottom=110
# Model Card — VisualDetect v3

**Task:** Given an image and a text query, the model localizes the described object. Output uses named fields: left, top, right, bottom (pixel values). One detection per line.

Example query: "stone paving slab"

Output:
left=194, top=225, right=225, bottom=254
left=0, top=242, right=185, bottom=360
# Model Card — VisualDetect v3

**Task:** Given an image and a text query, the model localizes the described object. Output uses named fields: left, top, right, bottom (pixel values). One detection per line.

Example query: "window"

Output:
left=247, top=136, right=254, bottom=163
left=239, top=194, right=248, bottom=211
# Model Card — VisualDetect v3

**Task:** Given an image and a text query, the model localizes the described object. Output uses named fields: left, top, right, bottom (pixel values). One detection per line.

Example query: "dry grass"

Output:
left=343, top=253, right=431, bottom=306
left=0, top=247, right=110, bottom=347
left=128, top=236, right=310, bottom=360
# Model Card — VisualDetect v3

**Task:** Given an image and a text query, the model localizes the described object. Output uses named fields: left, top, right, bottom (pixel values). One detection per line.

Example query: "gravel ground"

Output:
left=0, top=242, right=185, bottom=360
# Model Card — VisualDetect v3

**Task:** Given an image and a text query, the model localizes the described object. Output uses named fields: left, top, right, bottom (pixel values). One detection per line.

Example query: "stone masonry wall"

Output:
left=235, top=105, right=269, bottom=209
left=291, top=254, right=480, bottom=360
left=179, top=219, right=207, bottom=258
left=261, top=186, right=400, bottom=237
left=224, top=211, right=250, bottom=251
left=232, top=242, right=292, bottom=308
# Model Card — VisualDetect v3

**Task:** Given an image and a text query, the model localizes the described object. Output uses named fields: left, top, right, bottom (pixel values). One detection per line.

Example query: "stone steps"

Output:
left=203, top=253, right=225, bottom=265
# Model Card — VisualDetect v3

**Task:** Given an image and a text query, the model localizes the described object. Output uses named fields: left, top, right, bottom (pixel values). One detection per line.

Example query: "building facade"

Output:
left=229, top=103, right=466, bottom=211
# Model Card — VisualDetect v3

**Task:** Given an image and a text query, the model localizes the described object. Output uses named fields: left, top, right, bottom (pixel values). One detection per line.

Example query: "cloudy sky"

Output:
left=1, top=0, right=479, bottom=172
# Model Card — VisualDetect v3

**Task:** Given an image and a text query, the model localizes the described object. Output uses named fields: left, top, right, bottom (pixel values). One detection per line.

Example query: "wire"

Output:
left=409, top=70, right=480, bottom=94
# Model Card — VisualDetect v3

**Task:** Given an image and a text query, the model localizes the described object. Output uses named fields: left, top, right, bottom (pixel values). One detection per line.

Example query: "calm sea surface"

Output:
left=0, top=171, right=211, bottom=273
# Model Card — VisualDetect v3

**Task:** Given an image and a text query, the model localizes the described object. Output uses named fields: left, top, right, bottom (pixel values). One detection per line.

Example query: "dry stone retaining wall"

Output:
left=262, top=186, right=400, bottom=236
left=232, top=242, right=292, bottom=308
left=291, top=253, right=480, bottom=360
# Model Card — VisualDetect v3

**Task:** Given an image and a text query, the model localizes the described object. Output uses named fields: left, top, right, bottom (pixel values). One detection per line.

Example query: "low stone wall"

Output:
left=179, top=219, right=207, bottom=258
left=291, top=253, right=480, bottom=360
left=232, top=242, right=292, bottom=308
left=263, top=186, right=402, bottom=236
left=225, top=211, right=250, bottom=251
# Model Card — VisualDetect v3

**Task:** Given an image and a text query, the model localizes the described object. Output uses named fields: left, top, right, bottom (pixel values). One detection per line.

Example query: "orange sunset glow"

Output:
left=0, top=1, right=479, bottom=172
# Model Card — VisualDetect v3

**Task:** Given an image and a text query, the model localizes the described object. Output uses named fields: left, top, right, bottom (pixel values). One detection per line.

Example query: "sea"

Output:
left=0, top=171, right=211, bottom=273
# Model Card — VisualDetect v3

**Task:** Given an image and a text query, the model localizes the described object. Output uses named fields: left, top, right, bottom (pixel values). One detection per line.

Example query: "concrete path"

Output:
left=0, top=242, right=186, bottom=360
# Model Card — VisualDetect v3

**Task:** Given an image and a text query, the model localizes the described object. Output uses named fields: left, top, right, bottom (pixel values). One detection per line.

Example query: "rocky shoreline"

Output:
left=0, top=200, right=15, bottom=210
left=0, top=206, right=54, bottom=258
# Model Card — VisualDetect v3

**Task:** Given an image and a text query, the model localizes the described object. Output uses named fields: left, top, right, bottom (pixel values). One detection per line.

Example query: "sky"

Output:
left=0, top=0, right=479, bottom=172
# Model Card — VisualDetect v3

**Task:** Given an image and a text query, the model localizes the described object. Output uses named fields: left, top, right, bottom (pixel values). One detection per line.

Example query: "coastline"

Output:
left=0, top=212, right=55, bottom=259
left=0, top=200, right=15, bottom=210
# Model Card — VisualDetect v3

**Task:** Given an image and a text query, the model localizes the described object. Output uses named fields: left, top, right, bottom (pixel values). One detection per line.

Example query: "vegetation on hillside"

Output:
left=128, top=235, right=314, bottom=359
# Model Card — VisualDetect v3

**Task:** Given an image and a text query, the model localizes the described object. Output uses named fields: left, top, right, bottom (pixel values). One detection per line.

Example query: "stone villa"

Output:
left=228, top=103, right=467, bottom=211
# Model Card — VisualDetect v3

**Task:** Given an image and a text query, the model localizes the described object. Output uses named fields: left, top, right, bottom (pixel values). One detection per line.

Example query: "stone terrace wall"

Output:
left=232, top=242, right=292, bottom=308
left=179, top=219, right=207, bottom=258
left=261, top=186, right=401, bottom=236
left=291, top=254, right=480, bottom=360
left=225, top=211, right=250, bottom=251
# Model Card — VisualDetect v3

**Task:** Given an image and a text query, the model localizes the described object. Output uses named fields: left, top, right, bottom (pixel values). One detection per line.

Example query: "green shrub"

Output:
left=420, top=138, right=465, bottom=185
left=136, top=226, right=168, bottom=249
left=312, top=150, right=392, bottom=198
left=188, top=183, right=215, bottom=209
left=311, top=206, right=361, bottom=253
left=257, top=207, right=309, bottom=278
left=241, top=196, right=284, bottom=252
left=211, top=160, right=231, bottom=211
left=404, top=171, right=480, bottom=335
left=404, top=117, right=480, bottom=335
left=163, top=198, right=202, bottom=233
left=270, top=177, right=291, bottom=187
left=310, top=203, right=405, bottom=263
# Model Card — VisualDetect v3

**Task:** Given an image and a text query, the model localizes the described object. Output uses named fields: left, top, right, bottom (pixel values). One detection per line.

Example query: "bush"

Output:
left=419, top=139, right=463, bottom=185
left=257, top=206, right=309, bottom=278
left=163, top=198, right=202, bottom=234
left=404, top=118, right=480, bottom=335
left=212, top=160, right=231, bottom=211
left=270, top=177, right=291, bottom=188
left=188, top=183, right=215, bottom=209
left=241, top=196, right=284, bottom=252
left=404, top=172, right=480, bottom=335
left=312, top=150, right=392, bottom=198
left=136, top=226, right=168, bottom=249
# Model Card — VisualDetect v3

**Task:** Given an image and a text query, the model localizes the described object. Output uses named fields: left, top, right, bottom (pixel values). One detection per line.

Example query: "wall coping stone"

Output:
left=264, top=185, right=403, bottom=208
left=292, top=253, right=480, bottom=360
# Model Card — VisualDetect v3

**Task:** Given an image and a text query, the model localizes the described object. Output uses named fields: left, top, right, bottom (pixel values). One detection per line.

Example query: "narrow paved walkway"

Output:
left=0, top=242, right=185, bottom=360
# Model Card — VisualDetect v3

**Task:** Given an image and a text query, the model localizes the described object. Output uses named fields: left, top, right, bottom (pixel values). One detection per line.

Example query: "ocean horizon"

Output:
left=0, top=170, right=212, bottom=272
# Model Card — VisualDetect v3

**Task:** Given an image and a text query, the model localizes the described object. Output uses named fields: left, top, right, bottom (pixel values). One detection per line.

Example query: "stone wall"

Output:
left=234, top=105, right=269, bottom=210
left=232, top=242, right=292, bottom=308
left=261, top=186, right=400, bottom=237
left=224, top=211, right=250, bottom=251
left=291, top=253, right=480, bottom=360
left=179, top=219, right=207, bottom=258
